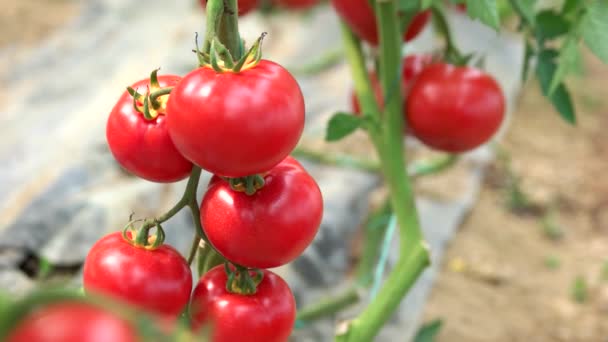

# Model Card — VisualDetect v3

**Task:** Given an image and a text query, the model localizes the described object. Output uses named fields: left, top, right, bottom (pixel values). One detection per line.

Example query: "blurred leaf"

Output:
left=601, top=260, right=608, bottom=282
left=544, top=255, right=561, bottom=270
left=571, top=276, right=588, bottom=303
left=540, top=208, right=564, bottom=241
left=326, top=112, right=363, bottom=142
left=536, top=50, right=576, bottom=124
left=413, top=319, right=443, bottom=342
left=509, top=0, right=536, bottom=26
left=548, top=36, right=581, bottom=95
left=535, top=10, right=570, bottom=42
left=421, top=0, right=436, bottom=10
left=464, top=0, right=500, bottom=30
left=561, top=0, right=580, bottom=17
left=581, top=1, right=608, bottom=64
left=398, top=0, right=421, bottom=12
left=37, top=256, right=53, bottom=280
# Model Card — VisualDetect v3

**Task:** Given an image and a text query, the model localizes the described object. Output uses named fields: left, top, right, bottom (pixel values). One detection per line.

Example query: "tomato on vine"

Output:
left=190, top=266, right=296, bottom=342
left=351, top=54, right=433, bottom=115
left=167, top=60, right=305, bottom=177
left=106, top=72, right=192, bottom=183
left=83, top=231, right=192, bottom=318
left=200, top=156, right=322, bottom=268
left=331, top=0, right=431, bottom=45
left=6, top=302, right=138, bottom=342
left=200, top=0, right=259, bottom=16
left=406, top=63, right=505, bottom=152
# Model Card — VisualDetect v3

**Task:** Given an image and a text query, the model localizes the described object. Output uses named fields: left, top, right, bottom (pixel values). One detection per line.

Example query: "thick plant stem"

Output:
left=338, top=1, right=430, bottom=341
left=204, top=0, right=242, bottom=59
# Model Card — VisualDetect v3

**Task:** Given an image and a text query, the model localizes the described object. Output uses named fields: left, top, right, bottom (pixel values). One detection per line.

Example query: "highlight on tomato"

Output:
left=331, top=0, right=431, bottom=45
left=190, top=266, right=296, bottom=342
left=406, top=63, right=506, bottom=153
left=106, top=71, right=192, bottom=183
left=200, top=156, right=323, bottom=269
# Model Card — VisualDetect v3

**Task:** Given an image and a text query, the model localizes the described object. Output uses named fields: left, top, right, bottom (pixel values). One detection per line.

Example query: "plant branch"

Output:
left=296, top=288, right=361, bottom=325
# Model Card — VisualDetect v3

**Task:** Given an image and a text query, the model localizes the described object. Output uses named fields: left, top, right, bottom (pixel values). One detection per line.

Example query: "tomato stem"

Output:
left=204, top=0, right=242, bottom=60
left=295, top=287, right=361, bottom=326
left=431, top=5, right=469, bottom=66
left=337, top=1, right=430, bottom=340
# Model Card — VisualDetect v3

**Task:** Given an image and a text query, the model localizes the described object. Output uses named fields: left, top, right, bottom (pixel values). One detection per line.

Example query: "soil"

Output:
left=0, top=0, right=78, bottom=48
left=421, top=51, right=608, bottom=342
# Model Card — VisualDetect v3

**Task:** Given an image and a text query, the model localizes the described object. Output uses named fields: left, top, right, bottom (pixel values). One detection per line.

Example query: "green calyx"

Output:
left=194, top=32, right=267, bottom=73
left=121, top=215, right=166, bottom=250
left=225, top=174, right=266, bottom=195
left=224, top=263, right=264, bottom=295
left=127, top=69, right=174, bottom=120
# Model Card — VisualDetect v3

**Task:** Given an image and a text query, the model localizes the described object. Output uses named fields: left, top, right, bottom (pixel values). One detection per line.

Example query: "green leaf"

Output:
left=509, top=0, right=536, bottom=26
left=581, top=1, right=608, bottom=64
left=421, top=0, right=435, bottom=10
left=548, top=36, right=580, bottom=95
left=413, top=319, right=443, bottom=342
left=535, top=10, right=570, bottom=41
left=561, top=0, right=580, bottom=17
left=464, top=0, right=500, bottom=30
left=521, top=40, right=535, bottom=82
left=326, top=113, right=363, bottom=142
left=536, top=50, right=576, bottom=124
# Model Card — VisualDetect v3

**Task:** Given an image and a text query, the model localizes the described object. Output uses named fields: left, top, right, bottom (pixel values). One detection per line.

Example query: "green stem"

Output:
left=340, top=1, right=430, bottom=340
left=187, top=235, right=201, bottom=266
left=296, top=288, right=361, bottom=324
left=409, top=154, right=458, bottom=179
left=218, top=0, right=243, bottom=59
left=288, top=47, right=344, bottom=76
left=203, top=0, right=224, bottom=53
left=292, top=147, right=380, bottom=173
left=432, top=5, right=467, bottom=65
left=355, top=199, right=392, bottom=286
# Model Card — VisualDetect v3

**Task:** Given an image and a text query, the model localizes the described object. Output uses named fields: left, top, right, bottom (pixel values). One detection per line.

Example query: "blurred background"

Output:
left=1, top=0, right=607, bottom=341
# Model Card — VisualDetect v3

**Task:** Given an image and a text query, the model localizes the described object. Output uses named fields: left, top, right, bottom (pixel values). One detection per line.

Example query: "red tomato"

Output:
left=273, top=0, right=318, bottom=10
left=351, top=54, right=432, bottom=115
left=167, top=61, right=305, bottom=177
left=190, top=266, right=296, bottom=342
left=331, top=0, right=430, bottom=45
left=456, top=3, right=467, bottom=12
left=6, top=302, right=138, bottom=342
left=83, top=232, right=192, bottom=318
left=106, top=75, right=192, bottom=183
left=200, top=0, right=259, bottom=16
left=200, top=156, right=322, bottom=268
left=406, top=63, right=505, bottom=152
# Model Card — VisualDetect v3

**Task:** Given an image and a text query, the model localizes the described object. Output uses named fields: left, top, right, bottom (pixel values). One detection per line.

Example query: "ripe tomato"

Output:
left=6, top=302, right=137, bottom=342
left=331, top=0, right=431, bottom=45
left=83, top=232, right=192, bottom=317
left=200, top=0, right=259, bottom=16
left=273, top=0, right=318, bottom=10
left=406, top=63, right=505, bottom=152
left=106, top=75, right=192, bottom=183
left=351, top=54, right=432, bottom=115
left=167, top=60, right=305, bottom=177
left=200, top=156, right=322, bottom=268
left=190, top=266, right=296, bottom=342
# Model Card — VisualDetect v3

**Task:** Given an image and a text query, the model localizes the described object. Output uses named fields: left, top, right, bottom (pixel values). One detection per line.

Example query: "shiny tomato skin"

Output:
left=6, top=302, right=138, bottom=342
left=200, top=156, right=323, bottom=268
left=83, top=232, right=192, bottom=318
left=200, top=0, right=259, bottom=16
left=190, top=266, right=296, bottom=342
left=273, top=0, right=318, bottom=10
left=331, top=0, right=430, bottom=45
left=106, top=76, right=192, bottom=183
left=406, top=63, right=505, bottom=153
left=167, top=61, right=305, bottom=177
left=351, top=54, right=432, bottom=115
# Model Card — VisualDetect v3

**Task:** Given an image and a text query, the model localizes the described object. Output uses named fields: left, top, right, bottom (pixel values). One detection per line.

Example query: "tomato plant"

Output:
left=200, top=156, right=322, bottom=268
left=83, top=232, right=192, bottom=318
left=190, top=266, right=296, bottom=342
left=167, top=60, right=305, bottom=177
left=331, top=0, right=430, bottom=45
left=351, top=54, right=432, bottom=115
left=273, top=0, right=318, bottom=10
left=200, top=0, right=259, bottom=16
left=106, top=73, right=192, bottom=183
left=6, top=302, right=137, bottom=342
left=406, top=63, right=505, bottom=153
